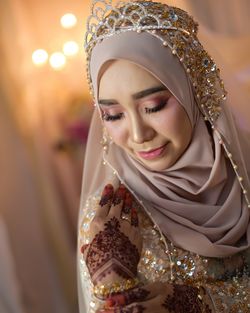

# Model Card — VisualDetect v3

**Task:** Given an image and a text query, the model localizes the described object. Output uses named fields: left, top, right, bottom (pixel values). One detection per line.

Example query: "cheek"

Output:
left=105, top=123, right=128, bottom=147
left=152, top=103, right=192, bottom=145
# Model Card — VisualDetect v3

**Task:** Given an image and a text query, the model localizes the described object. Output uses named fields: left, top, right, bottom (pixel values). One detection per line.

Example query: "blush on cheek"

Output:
left=105, top=124, right=126, bottom=146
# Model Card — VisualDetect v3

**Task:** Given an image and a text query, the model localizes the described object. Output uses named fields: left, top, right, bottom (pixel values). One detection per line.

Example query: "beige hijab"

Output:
left=81, top=30, right=250, bottom=258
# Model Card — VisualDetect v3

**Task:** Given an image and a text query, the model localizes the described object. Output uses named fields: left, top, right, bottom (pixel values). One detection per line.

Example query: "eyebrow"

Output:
left=98, top=85, right=167, bottom=106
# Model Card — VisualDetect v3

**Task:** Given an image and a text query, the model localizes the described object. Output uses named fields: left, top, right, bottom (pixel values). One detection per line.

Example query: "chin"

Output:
left=139, top=158, right=173, bottom=172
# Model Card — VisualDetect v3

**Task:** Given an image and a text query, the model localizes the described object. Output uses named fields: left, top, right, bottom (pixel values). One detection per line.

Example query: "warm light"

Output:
left=63, top=41, right=79, bottom=56
left=60, top=13, right=77, bottom=29
left=32, top=49, right=48, bottom=66
left=49, top=52, right=66, bottom=70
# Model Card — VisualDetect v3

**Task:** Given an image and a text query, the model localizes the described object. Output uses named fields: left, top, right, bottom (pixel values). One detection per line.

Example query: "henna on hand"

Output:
left=106, top=288, right=150, bottom=307
left=162, top=284, right=212, bottom=313
left=85, top=216, right=140, bottom=284
left=98, top=304, right=146, bottom=313
left=99, top=184, right=114, bottom=207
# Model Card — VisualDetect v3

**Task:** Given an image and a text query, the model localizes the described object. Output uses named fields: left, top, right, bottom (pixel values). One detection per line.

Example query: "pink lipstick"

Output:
left=137, top=143, right=168, bottom=160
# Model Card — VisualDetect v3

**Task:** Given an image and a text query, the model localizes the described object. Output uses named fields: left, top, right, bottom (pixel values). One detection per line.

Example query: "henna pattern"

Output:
left=122, top=193, right=132, bottom=214
left=162, top=284, right=211, bottom=313
left=80, top=244, right=89, bottom=254
left=124, top=288, right=150, bottom=305
left=113, top=185, right=127, bottom=206
left=113, top=305, right=146, bottom=313
left=85, top=217, right=140, bottom=284
left=100, top=184, right=114, bottom=207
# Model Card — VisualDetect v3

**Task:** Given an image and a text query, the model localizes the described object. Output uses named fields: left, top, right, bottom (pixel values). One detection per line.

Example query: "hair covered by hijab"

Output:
left=81, top=3, right=250, bottom=258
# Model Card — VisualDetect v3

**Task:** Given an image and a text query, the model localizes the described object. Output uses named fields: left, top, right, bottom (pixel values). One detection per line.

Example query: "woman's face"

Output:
left=98, top=60, right=192, bottom=171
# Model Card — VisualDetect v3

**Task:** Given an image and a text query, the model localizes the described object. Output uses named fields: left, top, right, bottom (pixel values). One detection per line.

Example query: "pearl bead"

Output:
left=163, top=41, right=168, bottom=46
left=238, top=177, right=243, bottom=182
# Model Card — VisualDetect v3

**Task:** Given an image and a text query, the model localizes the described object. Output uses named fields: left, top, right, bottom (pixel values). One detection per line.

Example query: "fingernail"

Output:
left=99, top=184, right=114, bottom=206
left=80, top=244, right=89, bottom=254
left=105, top=298, right=115, bottom=307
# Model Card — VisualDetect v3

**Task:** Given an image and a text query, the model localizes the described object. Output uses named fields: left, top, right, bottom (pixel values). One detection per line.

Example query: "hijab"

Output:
left=81, top=22, right=250, bottom=258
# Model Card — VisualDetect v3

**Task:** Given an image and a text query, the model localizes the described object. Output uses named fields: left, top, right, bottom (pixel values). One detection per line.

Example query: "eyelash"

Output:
left=102, top=100, right=167, bottom=122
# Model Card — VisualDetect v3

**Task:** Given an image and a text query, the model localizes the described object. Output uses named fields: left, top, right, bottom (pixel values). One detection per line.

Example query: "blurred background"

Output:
left=0, top=1, right=250, bottom=313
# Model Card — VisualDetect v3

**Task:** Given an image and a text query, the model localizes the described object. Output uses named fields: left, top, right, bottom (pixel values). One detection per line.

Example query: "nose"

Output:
left=129, top=115, right=155, bottom=144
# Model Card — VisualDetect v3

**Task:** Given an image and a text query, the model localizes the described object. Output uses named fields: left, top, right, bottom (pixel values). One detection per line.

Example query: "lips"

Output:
left=137, top=143, right=168, bottom=160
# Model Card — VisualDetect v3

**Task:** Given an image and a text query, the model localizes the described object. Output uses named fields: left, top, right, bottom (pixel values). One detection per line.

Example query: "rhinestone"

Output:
left=169, top=11, right=178, bottom=22
left=90, top=301, right=96, bottom=308
left=202, top=57, right=210, bottom=67
left=83, top=223, right=89, bottom=230
left=211, top=64, right=217, bottom=71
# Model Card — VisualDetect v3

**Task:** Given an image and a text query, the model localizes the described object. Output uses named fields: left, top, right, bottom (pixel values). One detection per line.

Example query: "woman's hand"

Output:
left=97, top=282, right=214, bottom=313
left=81, top=184, right=143, bottom=286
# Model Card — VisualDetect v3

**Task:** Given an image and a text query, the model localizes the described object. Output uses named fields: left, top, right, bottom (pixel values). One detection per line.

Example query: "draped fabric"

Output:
left=82, top=29, right=250, bottom=257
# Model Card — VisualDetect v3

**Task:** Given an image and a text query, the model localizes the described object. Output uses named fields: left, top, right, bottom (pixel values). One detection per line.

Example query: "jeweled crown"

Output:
left=84, top=0, right=227, bottom=122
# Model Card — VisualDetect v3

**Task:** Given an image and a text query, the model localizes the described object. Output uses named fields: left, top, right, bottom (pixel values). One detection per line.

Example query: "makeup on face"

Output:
left=99, top=60, right=192, bottom=171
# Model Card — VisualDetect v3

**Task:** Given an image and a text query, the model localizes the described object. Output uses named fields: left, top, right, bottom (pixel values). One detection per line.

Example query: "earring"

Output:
left=101, top=127, right=111, bottom=154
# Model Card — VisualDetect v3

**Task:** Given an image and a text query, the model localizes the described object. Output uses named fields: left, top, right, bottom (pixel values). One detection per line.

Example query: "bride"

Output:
left=78, top=1, right=250, bottom=312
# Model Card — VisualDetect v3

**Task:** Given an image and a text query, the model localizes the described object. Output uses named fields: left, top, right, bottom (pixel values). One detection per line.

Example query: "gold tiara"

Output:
left=84, top=0, right=227, bottom=122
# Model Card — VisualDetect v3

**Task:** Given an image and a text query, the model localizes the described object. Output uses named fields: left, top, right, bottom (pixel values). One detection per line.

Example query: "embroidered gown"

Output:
left=78, top=183, right=250, bottom=313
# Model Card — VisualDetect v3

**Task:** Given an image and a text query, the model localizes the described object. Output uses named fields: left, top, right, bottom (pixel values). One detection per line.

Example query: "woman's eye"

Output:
left=102, top=112, right=124, bottom=122
left=145, top=100, right=167, bottom=114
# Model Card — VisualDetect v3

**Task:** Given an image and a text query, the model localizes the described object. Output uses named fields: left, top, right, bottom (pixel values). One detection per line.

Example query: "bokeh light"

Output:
left=32, top=49, right=48, bottom=66
left=60, top=13, right=77, bottom=29
left=63, top=41, right=79, bottom=56
left=49, top=52, right=66, bottom=70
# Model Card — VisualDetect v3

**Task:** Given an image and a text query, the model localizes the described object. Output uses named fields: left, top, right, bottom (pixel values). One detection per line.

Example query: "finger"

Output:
left=80, top=243, right=89, bottom=259
left=131, top=207, right=139, bottom=227
left=120, top=192, right=132, bottom=224
left=95, top=184, right=114, bottom=218
left=97, top=303, right=146, bottom=313
left=104, top=282, right=167, bottom=307
left=109, top=184, right=127, bottom=217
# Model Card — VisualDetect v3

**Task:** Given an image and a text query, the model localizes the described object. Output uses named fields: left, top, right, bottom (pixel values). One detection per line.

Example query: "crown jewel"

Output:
left=85, top=0, right=227, bottom=122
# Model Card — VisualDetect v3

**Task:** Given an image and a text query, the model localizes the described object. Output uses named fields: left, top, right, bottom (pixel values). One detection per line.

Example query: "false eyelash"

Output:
left=103, top=112, right=124, bottom=121
left=145, top=100, right=167, bottom=114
